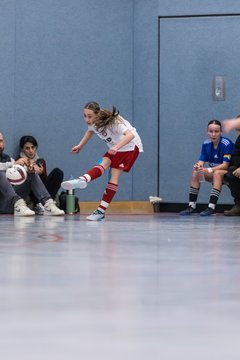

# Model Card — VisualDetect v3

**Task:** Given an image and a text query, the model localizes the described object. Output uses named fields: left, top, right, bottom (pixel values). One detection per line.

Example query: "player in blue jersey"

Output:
left=180, top=120, right=234, bottom=216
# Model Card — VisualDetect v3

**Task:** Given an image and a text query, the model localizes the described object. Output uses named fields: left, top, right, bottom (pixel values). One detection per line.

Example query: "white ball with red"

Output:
left=6, top=164, right=27, bottom=185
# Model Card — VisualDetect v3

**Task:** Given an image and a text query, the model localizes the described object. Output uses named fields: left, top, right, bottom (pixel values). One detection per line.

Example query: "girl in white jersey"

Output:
left=61, top=101, right=143, bottom=221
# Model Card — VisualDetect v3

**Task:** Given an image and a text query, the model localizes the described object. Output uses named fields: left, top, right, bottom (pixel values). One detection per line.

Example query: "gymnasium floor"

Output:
left=1, top=212, right=240, bottom=360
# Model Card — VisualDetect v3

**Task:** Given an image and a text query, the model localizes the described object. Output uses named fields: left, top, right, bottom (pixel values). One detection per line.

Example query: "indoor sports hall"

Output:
left=1, top=0, right=240, bottom=359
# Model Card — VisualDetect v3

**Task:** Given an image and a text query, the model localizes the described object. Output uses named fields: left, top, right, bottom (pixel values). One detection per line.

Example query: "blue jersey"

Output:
left=199, top=136, right=234, bottom=167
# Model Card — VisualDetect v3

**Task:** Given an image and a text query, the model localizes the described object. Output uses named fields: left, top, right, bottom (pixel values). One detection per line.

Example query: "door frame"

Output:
left=157, top=13, right=240, bottom=197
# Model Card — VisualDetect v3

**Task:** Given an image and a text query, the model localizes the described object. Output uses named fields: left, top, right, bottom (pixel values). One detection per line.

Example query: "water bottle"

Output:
left=66, top=189, right=75, bottom=214
left=197, top=168, right=205, bottom=183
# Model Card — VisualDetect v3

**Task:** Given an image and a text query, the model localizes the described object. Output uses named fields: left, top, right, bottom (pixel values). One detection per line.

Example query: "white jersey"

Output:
left=88, top=115, right=143, bottom=152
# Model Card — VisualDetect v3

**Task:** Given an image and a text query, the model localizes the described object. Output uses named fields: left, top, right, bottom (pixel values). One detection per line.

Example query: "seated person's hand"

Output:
left=34, top=164, right=43, bottom=174
left=193, top=162, right=203, bottom=170
left=233, top=167, right=240, bottom=178
left=26, top=158, right=35, bottom=173
left=15, top=158, right=28, bottom=167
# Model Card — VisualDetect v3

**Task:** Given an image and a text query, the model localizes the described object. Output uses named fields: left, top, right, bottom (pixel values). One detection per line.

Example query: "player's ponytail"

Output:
left=94, top=106, right=120, bottom=131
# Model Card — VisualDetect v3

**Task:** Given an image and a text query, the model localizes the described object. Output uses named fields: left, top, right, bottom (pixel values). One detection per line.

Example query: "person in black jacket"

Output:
left=223, top=116, right=240, bottom=216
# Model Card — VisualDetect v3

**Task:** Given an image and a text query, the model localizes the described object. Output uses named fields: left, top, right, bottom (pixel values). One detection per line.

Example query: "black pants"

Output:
left=30, top=168, right=64, bottom=205
left=43, top=168, right=64, bottom=199
left=225, top=172, right=240, bottom=205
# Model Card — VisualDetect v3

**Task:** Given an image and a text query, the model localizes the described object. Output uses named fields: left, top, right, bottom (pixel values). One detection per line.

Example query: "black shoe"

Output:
left=179, top=206, right=196, bottom=215
left=200, top=207, right=214, bottom=216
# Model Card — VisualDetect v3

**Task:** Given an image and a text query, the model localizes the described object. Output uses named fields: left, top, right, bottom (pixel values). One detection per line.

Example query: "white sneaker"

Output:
left=86, top=209, right=105, bottom=221
left=44, top=199, right=65, bottom=216
left=14, top=199, right=35, bottom=216
left=61, top=178, right=87, bottom=191
left=34, top=202, right=45, bottom=215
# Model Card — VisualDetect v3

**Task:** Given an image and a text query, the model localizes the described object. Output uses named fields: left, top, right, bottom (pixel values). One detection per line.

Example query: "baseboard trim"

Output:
left=79, top=201, right=153, bottom=214
left=79, top=201, right=234, bottom=214
left=153, top=202, right=234, bottom=213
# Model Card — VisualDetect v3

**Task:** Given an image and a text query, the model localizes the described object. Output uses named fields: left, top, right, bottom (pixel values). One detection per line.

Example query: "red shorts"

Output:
left=103, top=146, right=140, bottom=172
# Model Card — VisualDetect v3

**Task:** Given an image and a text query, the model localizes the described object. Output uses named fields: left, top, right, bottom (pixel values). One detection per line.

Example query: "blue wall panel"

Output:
left=133, top=0, right=159, bottom=200
left=0, top=1, right=15, bottom=151
left=2, top=0, right=240, bottom=203
left=159, top=15, right=240, bottom=204
left=13, top=0, right=134, bottom=201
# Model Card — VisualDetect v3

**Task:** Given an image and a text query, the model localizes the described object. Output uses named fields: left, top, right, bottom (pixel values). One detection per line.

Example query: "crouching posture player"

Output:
left=0, top=132, right=64, bottom=216
left=61, top=101, right=143, bottom=221
left=179, top=120, right=234, bottom=216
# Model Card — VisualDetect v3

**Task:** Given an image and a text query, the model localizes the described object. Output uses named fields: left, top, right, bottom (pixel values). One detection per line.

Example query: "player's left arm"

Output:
left=108, top=130, right=135, bottom=155
left=210, top=161, right=230, bottom=172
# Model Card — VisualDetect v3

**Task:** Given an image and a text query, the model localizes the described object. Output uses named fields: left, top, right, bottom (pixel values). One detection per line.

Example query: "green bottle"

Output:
left=66, top=189, right=75, bottom=214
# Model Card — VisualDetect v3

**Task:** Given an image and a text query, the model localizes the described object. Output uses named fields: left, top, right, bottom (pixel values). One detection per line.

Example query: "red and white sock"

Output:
left=98, top=182, right=118, bottom=213
left=81, top=164, right=105, bottom=182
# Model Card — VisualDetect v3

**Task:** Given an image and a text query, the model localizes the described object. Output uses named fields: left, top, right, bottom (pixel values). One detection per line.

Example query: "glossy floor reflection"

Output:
left=1, top=213, right=240, bottom=359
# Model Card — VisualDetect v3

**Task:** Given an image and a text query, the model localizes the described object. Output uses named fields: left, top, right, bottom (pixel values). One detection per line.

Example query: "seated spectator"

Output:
left=0, top=132, right=64, bottom=216
left=222, top=116, right=240, bottom=215
left=18, top=135, right=64, bottom=214
left=179, top=120, right=234, bottom=216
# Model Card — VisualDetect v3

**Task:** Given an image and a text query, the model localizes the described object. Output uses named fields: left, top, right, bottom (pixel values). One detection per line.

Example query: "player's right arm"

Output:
left=71, top=130, right=94, bottom=153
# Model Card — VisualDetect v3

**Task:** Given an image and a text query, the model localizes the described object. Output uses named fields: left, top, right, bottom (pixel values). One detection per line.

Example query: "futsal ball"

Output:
left=6, top=164, right=27, bottom=185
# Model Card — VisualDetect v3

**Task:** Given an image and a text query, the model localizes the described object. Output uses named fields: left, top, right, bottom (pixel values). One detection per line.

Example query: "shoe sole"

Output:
left=179, top=212, right=196, bottom=216
left=200, top=213, right=215, bottom=217
left=43, top=212, right=65, bottom=216
left=14, top=213, right=35, bottom=216
left=86, top=217, right=105, bottom=221
left=61, top=180, right=87, bottom=191
left=179, top=213, right=195, bottom=216
left=224, top=213, right=240, bottom=216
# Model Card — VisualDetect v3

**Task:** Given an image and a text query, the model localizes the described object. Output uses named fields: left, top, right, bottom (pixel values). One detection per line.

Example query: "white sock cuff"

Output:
left=81, top=174, right=91, bottom=182
left=100, top=200, right=109, bottom=209
left=208, top=203, right=215, bottom=210
left=189, top=202, right=196, bottom=209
